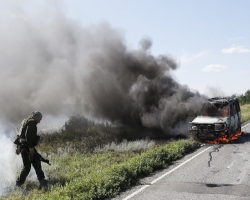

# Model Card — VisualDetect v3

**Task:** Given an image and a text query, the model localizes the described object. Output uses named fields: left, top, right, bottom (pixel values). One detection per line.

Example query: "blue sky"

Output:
left=1, top=0, right=249, bottom=97
left=61, top=0, right=250, bottom=96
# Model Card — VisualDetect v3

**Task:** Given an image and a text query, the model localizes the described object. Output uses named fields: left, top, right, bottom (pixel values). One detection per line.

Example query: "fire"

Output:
left=205, top=129, right=242, bottom=144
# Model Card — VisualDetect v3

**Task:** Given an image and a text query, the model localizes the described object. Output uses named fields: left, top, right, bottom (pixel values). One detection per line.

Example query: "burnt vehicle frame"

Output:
left=189, top=97, right=241, bottom=141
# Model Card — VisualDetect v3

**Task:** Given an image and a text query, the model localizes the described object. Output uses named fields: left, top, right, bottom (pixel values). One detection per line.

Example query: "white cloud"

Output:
left=222, top=45, right=250, bottom=54
left=203, top=64, right=228, bottom=72
left=179, top=50, right=209, bottom=64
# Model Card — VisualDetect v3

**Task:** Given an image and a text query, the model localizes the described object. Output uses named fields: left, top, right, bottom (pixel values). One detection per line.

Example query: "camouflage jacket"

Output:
left=19, top=115, right=38, bottom=148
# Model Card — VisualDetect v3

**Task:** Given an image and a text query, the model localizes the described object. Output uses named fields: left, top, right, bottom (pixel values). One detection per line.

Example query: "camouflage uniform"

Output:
left=16, top=115, right=46, bottom=186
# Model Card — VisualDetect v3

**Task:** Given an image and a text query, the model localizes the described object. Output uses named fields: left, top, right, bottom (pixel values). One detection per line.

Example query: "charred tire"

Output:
left=238, top=123, right=241, bottom=132
left=226, top=129, right=231, bottom=139
left=191, top=134, right=202, bottom=143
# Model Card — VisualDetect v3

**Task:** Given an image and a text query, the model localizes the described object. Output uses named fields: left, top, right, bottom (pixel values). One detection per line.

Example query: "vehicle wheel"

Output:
left=191, top=134, right=201, bottom=142
left=237, top=123, right=241, bottom=132
left=226, top=128, right=231, bottom=139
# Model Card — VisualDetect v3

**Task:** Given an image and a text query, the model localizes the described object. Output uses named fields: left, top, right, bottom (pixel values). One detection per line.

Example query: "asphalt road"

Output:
left=113, top=122, right=250, bottom=200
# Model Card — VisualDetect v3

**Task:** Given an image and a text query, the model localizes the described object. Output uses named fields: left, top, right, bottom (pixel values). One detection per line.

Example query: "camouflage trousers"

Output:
left=16, top=148, right=45, bottom=186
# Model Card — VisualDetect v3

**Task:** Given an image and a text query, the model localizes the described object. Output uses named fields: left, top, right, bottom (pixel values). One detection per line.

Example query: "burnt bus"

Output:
left=189, top=97, right=241, bottom=140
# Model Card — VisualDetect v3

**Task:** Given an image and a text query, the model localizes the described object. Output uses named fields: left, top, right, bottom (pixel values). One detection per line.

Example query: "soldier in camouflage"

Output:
left=15, top=111, right=48, bottom=188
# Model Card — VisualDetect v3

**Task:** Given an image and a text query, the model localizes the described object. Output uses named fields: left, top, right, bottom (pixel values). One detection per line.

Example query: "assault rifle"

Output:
left=26, top=149, right=51, bottom=165
left=34, top=152, right=51, bottom=165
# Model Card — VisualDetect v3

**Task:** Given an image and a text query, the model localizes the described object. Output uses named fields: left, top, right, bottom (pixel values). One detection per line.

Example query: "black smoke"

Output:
left=0, top=5, right=206, bottom=135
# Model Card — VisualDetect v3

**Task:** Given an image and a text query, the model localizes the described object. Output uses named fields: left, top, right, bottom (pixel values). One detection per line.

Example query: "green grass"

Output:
left=241, top=104, right=250, bottom=123
left=5, top=140, right=199, bottom=200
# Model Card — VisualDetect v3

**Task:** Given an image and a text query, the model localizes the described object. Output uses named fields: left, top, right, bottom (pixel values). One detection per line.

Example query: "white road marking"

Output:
left=123, top=146, right=211, bottom=200
left=122, top=122, right=250, bottom=200
left=242, top=123, right=250, bottom=130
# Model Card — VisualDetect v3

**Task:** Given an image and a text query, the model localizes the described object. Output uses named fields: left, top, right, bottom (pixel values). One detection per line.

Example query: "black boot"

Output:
left=39, top=179, right=48, bottom=189
left=15, top=181, right=23, bottom=189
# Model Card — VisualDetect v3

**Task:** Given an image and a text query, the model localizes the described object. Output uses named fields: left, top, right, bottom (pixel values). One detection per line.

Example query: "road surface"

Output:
left=113, top=122, right=250, bottom=200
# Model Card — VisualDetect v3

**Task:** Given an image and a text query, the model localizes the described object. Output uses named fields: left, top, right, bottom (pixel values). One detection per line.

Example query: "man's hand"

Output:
left=15, top=148, right=20, bottom=155
left=29, top=148, right=35, bottom=162
left=29, top=148, right=35, bottom=156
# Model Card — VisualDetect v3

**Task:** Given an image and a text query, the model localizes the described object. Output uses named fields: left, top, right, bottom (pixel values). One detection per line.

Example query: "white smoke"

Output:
left=0, top=132, right=22, bottom=196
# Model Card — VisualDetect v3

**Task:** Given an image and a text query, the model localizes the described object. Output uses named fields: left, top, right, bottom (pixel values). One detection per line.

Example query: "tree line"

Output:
left=234, top=89, right=250, bottom=105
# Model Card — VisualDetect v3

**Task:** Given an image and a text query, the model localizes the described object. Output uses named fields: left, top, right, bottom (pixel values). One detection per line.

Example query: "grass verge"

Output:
left=5, top=139, right=199, bottom=200
left=241, top=104, right=250, bottom=123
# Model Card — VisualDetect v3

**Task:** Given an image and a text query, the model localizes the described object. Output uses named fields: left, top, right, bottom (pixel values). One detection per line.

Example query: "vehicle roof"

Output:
left=206, top=97, right=238, bottom=104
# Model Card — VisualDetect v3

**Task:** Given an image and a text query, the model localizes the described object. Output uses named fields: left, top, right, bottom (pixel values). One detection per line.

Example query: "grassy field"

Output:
left=241, top=104, right=250, bottom=123
left=5, top=139, right=199, bottom=200
left=3, top=104, right=250, bottom=200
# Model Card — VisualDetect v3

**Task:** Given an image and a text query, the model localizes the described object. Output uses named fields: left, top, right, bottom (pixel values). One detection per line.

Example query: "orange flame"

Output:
left=205, top=129, right=242, bottom=144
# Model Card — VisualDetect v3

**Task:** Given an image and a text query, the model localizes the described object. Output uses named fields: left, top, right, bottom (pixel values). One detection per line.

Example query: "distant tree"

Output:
left=245, top=90, right=250, bottom=104
left=236, top=89, right=250, bottom=105
left=239, top=94, right=246, bottom=104
left=63, top=114, right=95, bottom=132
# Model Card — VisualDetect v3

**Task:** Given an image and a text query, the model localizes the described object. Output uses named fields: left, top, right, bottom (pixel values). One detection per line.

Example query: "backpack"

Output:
left=18, top=116, right=33, bottom=138
left=14, top=116, right=40, bottom=147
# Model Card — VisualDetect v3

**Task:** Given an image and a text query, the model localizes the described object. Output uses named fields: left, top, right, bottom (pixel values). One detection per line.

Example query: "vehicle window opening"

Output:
left=200, top=102, right=229, bottom=117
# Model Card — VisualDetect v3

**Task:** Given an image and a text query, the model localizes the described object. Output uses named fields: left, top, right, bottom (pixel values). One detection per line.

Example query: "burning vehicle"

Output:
left=189, top=97, right=241, bottom=142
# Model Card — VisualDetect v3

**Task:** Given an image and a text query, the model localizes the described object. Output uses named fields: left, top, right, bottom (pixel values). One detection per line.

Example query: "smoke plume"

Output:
left=0, top=131, right=22, bottom=195
left=0, top=2, right=208, bottom=194
left=0, top=4, right=206, bottom=134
